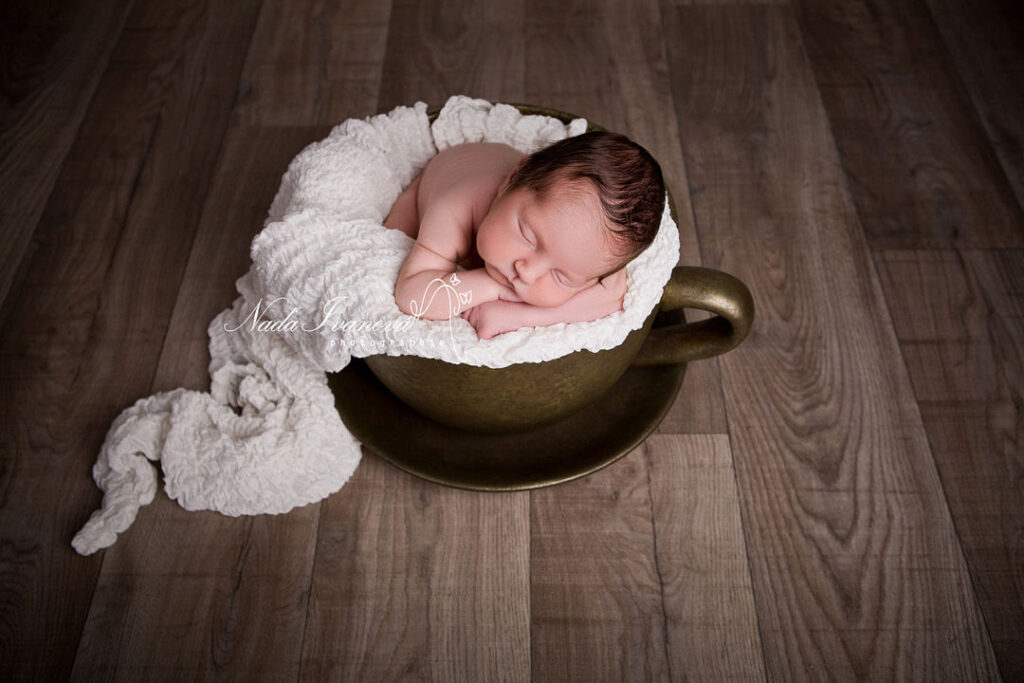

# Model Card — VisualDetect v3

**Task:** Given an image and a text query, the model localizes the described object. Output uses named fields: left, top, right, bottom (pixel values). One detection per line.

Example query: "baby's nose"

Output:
left=514, top=258, right=541, bottom=283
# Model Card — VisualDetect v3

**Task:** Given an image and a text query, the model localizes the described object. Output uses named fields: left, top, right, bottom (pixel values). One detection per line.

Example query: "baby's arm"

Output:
left=394, top=202, right=515, bottom=321
left=463, top=269, right=628, bottom=339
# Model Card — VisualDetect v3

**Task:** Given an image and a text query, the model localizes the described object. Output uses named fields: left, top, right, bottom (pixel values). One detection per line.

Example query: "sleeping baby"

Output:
left=386, top=131, right=665, bottom=339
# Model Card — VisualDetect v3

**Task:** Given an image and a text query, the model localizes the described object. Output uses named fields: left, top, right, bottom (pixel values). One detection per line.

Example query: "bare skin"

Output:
left=386, top=142, right=628, bottom=339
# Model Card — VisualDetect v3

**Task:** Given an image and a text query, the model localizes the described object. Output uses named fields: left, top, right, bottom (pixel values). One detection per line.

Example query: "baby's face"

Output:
left=475, top=181, right=617, bottom=307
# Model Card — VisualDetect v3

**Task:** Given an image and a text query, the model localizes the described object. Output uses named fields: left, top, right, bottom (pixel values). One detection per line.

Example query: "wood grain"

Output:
left=300, top=460, right=531, bottom=681
left=645, top=434, right=766, bottom=681
left=69, top=0, right=390, bottom=678
left=812, top=2, right=1024, bottom=678
left=795, top=0, right=1023, bottom=250
left=664, top=4, right=999, bottom=678
left=377, top=0, right=525, bottom=112
left=233, top=0, right=392, bottom=126
left=0, top=0, right=134, bottom=309
left=876, top=249, right=1024, bottom=681
left=926, top=0, right=1024, bottom=211
left=0, top=0, right=259, bottom=679
left=531, top=455, right=669, bottom=681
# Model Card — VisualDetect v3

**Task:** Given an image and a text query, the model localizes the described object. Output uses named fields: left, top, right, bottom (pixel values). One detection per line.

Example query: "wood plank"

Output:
left=645, top=434, right=766, bottom=681
left=69, top=128, right=311, bottom=681
left=298, top=0, right=531, bottom=679
left=795, top=0, right=1023, bottom=250
left=69, top=0, right=395, bottom=678
left=667, top=0, right=785, bottom=4
left=926, top=0, right=1024, bottom=211
left=0, top=0, right=261, bottom=679
left=657, top=360, right=729, bottom=435
left=0, top=0, right=134, bottom=310
left=232, top=0, right=392, bottom=126
left=376, top=0, right=524, bottom=112
left=531, top=455, right=669, bottom=681
left=664, top=4, right=1000, bottom=679
left=876, top=249, right=1024, bottom=681
left=300, top=459, right=531, bottom=681
left=524, top=0, right=733, bottom=679
left=875, top=251, right=994, bottom=403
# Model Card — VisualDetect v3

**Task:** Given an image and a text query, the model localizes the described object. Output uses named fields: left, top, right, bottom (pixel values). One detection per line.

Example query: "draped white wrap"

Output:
left=71, top=96, right=680, bottom=555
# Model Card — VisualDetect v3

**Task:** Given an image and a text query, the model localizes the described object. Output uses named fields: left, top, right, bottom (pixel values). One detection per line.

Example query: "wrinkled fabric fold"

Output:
left=71, top=96, right=680, bottom=555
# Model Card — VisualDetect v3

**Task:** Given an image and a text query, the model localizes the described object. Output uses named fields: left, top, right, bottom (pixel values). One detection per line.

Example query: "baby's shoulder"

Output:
left=430, top=141, right=524, bottom=171
left=418, top=143, right=524, bottom=209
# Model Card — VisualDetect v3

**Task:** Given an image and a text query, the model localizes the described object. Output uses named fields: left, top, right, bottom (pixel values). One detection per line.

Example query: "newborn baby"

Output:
left=386, top=131, right=665, bottom=339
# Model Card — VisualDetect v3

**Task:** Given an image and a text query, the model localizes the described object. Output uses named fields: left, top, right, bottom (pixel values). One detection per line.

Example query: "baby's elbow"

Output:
left=394, top=273, right=441, bottom=319
left=394, top=278, right=416, bottom=316
left=395, top=298, right=413, bottom=317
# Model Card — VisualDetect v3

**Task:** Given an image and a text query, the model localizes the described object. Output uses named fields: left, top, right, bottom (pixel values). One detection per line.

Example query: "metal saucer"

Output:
left=327, top=354, right=687, bottom=492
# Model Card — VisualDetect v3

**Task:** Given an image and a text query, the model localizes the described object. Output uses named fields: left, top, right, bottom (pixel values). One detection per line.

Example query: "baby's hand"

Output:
left=495, top=281, right=522, bottom=303
left=461, top=301, right=524, bottom=339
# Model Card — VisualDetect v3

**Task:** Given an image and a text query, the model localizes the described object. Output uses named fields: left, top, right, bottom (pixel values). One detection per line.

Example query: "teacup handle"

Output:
left=631, top=266, right=755, bottom=367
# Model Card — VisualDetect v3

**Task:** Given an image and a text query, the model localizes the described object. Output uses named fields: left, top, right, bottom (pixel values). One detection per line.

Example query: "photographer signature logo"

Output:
left=224, top=273, right=474, bottom=362
left=408, top=272, right=471, bottom=362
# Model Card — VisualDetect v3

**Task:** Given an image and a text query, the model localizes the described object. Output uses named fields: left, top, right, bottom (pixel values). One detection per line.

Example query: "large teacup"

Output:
left=365, top=265, right=753, bottom=434
left=364, top=104, right=754, bottom=434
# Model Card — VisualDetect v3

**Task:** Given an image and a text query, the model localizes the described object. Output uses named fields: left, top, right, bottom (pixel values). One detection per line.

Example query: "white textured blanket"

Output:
left=71, top=96, right=680, bottom=555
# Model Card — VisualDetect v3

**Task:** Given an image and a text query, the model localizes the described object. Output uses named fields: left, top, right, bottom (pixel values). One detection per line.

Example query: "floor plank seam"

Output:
left=865, top=241, right=1004, bottom=672
left=296, top=502, right=325, bottom=682
left=528, top=488, right=534, bottom=683
left=722, top=399, right=771, bottom=682
left=642, top=443, right=674, bottom=682
left=920, top=0, right=1024, bottom=219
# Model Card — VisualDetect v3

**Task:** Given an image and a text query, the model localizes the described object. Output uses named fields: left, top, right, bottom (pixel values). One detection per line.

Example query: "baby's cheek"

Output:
left=524, top=283, right=574, bottom=308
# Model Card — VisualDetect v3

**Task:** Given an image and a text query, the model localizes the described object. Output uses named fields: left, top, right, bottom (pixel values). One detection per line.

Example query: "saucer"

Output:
left=327, top=356, right=687, bottom=492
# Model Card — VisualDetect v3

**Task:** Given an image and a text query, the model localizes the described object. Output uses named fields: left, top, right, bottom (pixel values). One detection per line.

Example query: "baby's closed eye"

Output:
left=518, top=219, right=533, bottom=245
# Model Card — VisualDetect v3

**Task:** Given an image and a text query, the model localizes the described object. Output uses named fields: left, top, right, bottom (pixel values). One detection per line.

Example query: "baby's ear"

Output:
left=506, top=157, right=527, bottom=183
left=497, top=157, right=528, bottom=197
left=498, top=168, right=518, bottom=195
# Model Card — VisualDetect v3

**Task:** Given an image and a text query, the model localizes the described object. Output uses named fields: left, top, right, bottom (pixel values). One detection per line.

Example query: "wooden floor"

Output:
left=1, top=0, right=1021, bottom=680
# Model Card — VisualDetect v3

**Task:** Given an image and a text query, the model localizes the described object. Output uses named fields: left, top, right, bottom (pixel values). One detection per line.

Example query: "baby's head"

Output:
left=476, top=131, right=665, bottom=307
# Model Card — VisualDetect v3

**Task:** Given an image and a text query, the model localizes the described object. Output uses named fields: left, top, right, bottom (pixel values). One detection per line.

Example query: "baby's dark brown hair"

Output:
left=505, top=131, right=665, bottom=278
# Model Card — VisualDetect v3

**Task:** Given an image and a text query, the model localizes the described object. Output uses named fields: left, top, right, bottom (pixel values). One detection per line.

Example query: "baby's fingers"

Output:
left=498, top=287, right=523, bottom=303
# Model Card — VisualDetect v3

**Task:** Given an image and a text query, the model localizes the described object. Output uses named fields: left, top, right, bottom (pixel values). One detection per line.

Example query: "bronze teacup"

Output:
left=365, top=265, right=753, bottom=434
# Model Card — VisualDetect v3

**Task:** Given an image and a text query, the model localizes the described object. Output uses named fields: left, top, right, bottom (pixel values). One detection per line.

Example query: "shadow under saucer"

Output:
left=328, top=357, right=687, bottom=491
